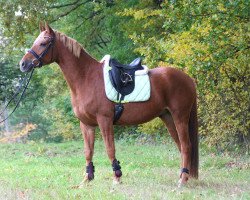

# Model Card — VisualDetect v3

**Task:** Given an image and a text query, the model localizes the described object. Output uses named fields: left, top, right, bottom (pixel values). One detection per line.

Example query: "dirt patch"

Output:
left=225, top=161, right=250, bottom=169
left=0, top=181, right=30, bottom=200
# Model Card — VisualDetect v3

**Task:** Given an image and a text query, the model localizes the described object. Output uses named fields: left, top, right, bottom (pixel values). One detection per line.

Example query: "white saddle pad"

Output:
left=101, top=55, right=151, bottom=103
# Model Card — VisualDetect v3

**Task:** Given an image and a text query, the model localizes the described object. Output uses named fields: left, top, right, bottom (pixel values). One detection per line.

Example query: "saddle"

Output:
left=108, top=57, right=144, bottom=123
left=109, top=57, right=143, bottom=97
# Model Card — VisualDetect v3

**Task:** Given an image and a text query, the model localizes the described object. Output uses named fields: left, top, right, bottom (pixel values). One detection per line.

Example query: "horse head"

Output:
left=20, top=22, right=56, bottom=72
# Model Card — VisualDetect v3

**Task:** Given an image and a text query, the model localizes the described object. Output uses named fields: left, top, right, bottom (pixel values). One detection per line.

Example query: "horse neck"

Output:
left=55, top=39, right=101, bottom=94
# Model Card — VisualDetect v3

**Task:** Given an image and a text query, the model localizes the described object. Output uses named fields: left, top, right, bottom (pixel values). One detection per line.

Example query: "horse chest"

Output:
left=71, top=96, right=97, bottom=125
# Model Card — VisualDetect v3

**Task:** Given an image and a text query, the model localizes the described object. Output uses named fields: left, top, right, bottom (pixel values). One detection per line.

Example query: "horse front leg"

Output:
left=80, top=122, right=95, bottom=182
left=97, top=116, right=122, bottom=184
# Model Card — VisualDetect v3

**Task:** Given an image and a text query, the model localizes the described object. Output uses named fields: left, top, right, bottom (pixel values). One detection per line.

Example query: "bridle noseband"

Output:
left=28, top=36, right=55, bottom=68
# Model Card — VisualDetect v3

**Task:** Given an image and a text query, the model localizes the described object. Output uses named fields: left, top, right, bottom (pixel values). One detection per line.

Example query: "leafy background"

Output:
left=0, top=0, right=249, bottom=154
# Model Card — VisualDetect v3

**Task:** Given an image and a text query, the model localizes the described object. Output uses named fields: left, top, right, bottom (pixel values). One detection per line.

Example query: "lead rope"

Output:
left=0, top=67, right=35, bottom=123
left=0, top=72, right=29, bottom=116
left=0, top=68, right=60, bottom=174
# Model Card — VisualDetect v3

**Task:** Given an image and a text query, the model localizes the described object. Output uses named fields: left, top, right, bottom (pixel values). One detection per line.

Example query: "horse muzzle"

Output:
left=19, top=60, right=35, bottom=73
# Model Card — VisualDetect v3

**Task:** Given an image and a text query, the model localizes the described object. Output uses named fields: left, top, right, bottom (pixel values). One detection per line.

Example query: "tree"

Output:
left=0, top=0, right=140, bottom=140
left=0, top=0, right=249, bottom=152
left=120, top=0, right=250, bottom=152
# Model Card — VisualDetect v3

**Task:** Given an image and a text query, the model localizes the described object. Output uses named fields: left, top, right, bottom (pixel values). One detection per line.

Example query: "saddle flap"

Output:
left=109, top=68, right=135, bottom=96
left=102, top=54, right=151, bottom=104
left=109, top=66, right=122, bottom=92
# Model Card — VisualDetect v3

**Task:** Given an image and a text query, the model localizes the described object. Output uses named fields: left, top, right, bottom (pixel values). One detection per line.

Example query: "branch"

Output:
left=74, top=9, right=103, bottom=30
left=75, top=9, right=103, bottom=27
left=50, top=0, right=91, bottom=23
left=49, top=0, right=80, bottom=9
left=98, top=35, right=110, bottom=47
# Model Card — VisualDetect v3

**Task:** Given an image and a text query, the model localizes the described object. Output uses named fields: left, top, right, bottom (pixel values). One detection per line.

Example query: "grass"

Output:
left=0, top=139, right=249, bottom=200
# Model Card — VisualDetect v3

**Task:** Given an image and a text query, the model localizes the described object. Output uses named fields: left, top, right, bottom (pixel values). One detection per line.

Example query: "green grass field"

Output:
left=0, top=139, right=249, bottom=200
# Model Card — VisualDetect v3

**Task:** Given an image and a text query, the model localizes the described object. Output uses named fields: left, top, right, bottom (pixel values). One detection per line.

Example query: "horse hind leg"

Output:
left=159, top=111, right=181, bottom=152
left=171, top=111, right=192, bottom=187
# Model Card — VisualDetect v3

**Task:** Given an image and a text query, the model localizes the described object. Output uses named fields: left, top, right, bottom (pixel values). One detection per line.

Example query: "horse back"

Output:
left=116, top=66, right=196, bottom=125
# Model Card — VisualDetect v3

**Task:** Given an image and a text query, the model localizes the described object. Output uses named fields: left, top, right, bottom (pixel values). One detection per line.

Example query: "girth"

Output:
left=108, top=57, right=144, bottom=123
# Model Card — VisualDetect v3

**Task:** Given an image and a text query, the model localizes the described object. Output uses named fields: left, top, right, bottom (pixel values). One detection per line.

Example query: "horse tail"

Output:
left=189, top=96, right=199, bottom=178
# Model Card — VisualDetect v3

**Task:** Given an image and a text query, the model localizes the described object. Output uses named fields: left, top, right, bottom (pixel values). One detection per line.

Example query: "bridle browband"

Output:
left=28, top=36, right=55, bottom=68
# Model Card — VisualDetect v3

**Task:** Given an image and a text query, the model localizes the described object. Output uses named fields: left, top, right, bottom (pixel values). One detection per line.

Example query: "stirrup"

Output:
left=121, top=72, right=133, bottom=84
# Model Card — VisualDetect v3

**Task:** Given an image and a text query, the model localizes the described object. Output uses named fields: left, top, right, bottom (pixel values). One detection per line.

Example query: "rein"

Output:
left=0, top=36, right=55, bottom=123
left=0, top=68, right=35, bottom=123
left=0, top=72, right=29, bottom=116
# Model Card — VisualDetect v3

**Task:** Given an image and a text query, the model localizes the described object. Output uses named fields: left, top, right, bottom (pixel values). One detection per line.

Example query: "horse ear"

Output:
left=39, top=21, right=45, bottom=32
left=45, top=22, right=53, bottom=34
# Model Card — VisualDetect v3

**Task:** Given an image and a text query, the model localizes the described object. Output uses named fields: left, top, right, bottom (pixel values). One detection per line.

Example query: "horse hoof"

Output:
left=113, top=177, right=121, bottom=185
left=177, top=179, right=184, bottom=188
left=87, top=173, right=94, bottom=181
left=78, top=181, right=86, bottom=188
left=75, top=174, right=95, bottom=189
left=83, top=173, right=94, bottom=183
left=177, top=176, right=188, bottom=188
left=72, top=180, right=88, bottom=189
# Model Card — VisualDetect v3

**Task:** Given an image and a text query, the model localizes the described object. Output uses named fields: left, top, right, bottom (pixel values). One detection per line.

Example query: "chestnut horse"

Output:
left=19, top=23, right=198, bottom=187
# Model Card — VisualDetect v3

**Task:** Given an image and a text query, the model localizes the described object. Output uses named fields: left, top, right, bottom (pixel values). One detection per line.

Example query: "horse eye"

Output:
left=40, top=43, right=46, bottom=47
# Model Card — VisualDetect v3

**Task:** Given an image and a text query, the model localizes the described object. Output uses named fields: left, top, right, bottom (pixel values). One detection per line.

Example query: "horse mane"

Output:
left=55, top=31, right=83, bottom=58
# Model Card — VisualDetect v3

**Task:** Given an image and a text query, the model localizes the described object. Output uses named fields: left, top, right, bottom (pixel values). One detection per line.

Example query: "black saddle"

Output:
left=109, top=57, right=143, bottom=96
left=110, top=57, right=143, bottom=70
left=108, top=57, right=144, bottom=123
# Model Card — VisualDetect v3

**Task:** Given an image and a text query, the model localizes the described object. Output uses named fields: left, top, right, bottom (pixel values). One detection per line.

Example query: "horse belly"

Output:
left=117, top=99, right=165, bottom=125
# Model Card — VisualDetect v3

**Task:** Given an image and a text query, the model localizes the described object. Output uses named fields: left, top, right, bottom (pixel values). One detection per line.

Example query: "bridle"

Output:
left=0, top=35, right=55, bottom=123
left=28, top=36, right=55, bottom=68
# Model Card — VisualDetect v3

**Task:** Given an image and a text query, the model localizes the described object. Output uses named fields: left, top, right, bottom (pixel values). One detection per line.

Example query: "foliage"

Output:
left=0, top=0, right=139, bottom=140
left=0, top=123, right=36, bottom=143
left=119, top=0, right=250, bottom=152
left=138, top=118, right=166, bottom=136
left=35, top=65, right=81, bottom=140
left=0, top=0, right=249, bottom=153
left=0, top=30, right=21, bottom=102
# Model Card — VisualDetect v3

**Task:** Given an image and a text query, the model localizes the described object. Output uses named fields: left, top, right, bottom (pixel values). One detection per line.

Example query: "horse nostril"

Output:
left=19, top=61, right=27, bottom=71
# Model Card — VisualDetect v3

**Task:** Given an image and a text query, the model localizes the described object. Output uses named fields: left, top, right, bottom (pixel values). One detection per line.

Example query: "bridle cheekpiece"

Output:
left=28, top=36, right=55, bottom=68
